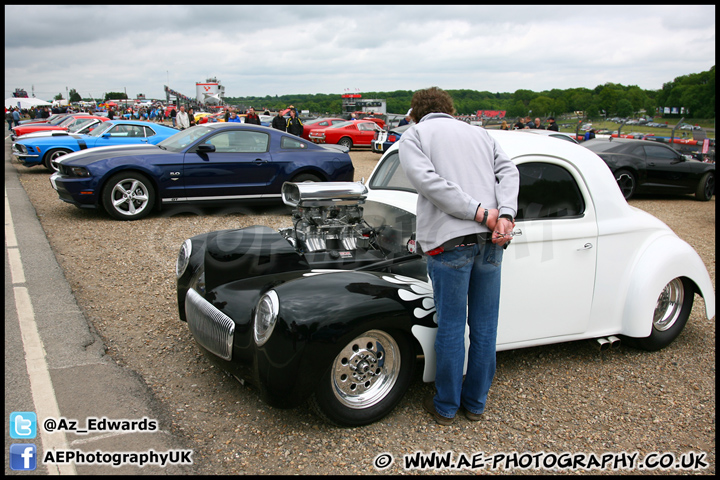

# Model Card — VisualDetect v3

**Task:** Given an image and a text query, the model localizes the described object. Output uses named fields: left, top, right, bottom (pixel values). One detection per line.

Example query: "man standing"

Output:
left=12, top=108, right=21, bottom=127
left=286, top=108, right=303, bottom=136
left=176, top=105, right=190, bottom=130
left=546, top=117, right=559, bottom=131
left=398, top=87, right=519, bottom=425
left=245, top=107, right=261, bottom=125
left=271, top=108, right=287, bottom=131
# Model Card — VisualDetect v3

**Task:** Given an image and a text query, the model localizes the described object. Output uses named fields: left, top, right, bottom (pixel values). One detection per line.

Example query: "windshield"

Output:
left=86, top=122, right=115, bottom=137
left=157, top=126, right=211, bottom=151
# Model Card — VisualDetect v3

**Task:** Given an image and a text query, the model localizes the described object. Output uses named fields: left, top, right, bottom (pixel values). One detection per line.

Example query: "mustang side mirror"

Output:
left=196, top=144, right=216, bottom=153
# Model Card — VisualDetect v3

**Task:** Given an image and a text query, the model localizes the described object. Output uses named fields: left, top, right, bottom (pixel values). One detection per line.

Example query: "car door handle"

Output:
left=254, top=159, right=268, bottom=164
left=578, top=243, right=593, bottom=251
left=513, top=229, right=522, bottom=237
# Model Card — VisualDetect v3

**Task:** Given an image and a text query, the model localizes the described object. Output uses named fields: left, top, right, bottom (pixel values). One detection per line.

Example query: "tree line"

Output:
left=223, top=66, right=714, bottom=120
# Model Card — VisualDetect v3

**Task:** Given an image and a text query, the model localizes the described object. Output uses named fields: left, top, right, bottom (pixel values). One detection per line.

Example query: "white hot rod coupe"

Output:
left=175, top=129, right=714, bottom=427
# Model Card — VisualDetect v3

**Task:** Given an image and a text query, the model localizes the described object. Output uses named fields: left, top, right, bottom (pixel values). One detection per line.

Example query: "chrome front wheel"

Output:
left=310, top=329, right=415, bottom=427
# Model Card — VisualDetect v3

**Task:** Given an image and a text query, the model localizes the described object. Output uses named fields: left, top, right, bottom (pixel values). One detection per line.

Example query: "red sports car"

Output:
left=307, top=120, right=384, bottom=149
left=301, top=117, right=346, bottom=140
left=11, top=114, right=107, bottom=140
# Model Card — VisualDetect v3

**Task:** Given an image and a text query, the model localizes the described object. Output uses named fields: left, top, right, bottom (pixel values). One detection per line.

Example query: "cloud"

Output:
left=4, top=5, right=715, bottom=103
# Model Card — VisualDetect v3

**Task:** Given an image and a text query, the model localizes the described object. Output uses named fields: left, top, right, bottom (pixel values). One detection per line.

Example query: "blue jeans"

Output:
left=427, top=242, right=503, bottom=418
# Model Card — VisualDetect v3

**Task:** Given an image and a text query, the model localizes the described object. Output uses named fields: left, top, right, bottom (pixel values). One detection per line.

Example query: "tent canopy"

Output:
left=5, top=97, right=52, bottom=109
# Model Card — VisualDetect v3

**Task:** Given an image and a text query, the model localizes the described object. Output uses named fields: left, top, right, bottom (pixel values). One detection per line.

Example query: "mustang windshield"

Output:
left=158, top=126, right=214, bottom=151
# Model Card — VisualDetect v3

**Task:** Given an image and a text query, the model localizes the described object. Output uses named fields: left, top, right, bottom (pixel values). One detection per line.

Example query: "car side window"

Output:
left=107, top=125, right=131, bottom=136
left=516, top=162, right=585, bottom=221
left=630, top=145, right=645, bottom=157
left=143, top=126, right=156, bottom=138
left=203, top=131, right=269, bottom=153
left=125, top=125, right=145, bottom=137
left=644, top=145, right=679, bottom=162
left=281, top=136, right=308, bottom=149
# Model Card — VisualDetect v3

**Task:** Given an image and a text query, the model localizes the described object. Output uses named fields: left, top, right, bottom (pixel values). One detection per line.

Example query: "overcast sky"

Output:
left=4, top=5, right=715, bottom=104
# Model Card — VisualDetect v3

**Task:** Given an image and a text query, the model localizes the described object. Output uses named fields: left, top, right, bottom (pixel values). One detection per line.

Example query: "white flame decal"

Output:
left=383, top=275, right=436, bottom=324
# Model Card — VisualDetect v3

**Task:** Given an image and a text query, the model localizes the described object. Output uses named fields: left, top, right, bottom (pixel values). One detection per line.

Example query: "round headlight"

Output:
left=175, top=239, right=192, bottom=278
left=254, top=290, right=279, bottom=346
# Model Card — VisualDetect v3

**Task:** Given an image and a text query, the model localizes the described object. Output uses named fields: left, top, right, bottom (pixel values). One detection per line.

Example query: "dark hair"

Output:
left=409, top=87, right=455, bottom=123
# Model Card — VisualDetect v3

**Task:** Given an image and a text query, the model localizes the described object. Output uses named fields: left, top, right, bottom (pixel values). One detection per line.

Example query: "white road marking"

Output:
left=6, top=186, right=77, bottom=475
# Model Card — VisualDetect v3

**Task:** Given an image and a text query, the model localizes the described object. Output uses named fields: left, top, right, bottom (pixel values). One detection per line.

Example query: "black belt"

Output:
left=441, top=233, right=492, bottom=251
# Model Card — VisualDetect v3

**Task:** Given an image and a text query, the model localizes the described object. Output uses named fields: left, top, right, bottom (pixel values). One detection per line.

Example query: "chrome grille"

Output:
left=185, top=288, right=235, bottom=360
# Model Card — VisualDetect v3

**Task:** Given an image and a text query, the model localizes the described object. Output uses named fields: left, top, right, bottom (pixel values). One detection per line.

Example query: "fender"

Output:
left=254, top=270, right=435, bottom=406
left=621, top=233, right=715, bottom=338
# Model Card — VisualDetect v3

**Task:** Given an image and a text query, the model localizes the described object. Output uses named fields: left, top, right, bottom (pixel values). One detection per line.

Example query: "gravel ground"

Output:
left=8, top=144, right=715, bottom=475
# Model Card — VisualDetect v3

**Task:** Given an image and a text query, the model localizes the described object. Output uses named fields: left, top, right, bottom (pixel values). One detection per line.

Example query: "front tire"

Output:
left=623, top=277, right=693, bottom=351
left=44, top=149, right=70, bottom=172
left=102, top=172, right=155, bottom=220
left=310, top=329, right=415, bottom=427
left=614, top=169, right=636, bottom=200
left=695, top=172, right=714, bottom=201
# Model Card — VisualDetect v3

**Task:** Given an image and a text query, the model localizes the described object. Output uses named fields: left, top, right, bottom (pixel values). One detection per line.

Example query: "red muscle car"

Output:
left=307, top=120, right=383, bottom=149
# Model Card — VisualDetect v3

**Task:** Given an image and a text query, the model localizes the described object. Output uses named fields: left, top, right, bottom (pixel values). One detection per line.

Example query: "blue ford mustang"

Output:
left=49, top=123, right=354, bottom=220
left=12, top=120, right=179, bottom=172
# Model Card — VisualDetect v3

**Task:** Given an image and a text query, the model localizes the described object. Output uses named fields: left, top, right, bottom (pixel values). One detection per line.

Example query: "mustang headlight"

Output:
left=175, top=239, right=192, bottom=278
left=69, top=166, right=91, bottom=178
left=254, top=290, right=279, bottom=346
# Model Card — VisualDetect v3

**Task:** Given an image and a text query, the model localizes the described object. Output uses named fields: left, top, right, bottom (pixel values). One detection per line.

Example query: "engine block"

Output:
left=281, top=182, right=372, bottom=253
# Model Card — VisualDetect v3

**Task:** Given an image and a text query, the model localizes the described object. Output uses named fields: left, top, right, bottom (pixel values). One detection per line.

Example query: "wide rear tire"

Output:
left=622, top=277, right=693, bottom=351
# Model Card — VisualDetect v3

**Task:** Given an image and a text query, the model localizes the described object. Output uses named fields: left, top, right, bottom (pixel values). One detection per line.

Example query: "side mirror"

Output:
left=196, top=144, right=216, bottom=153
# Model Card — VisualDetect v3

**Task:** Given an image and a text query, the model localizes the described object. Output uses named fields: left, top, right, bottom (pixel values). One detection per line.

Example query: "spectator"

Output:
left=271, top=109, right=287, bottom=131
left=108, top=107, right=114, bottom=120
left=500, top=120, right=509, bottom=130
left=286, top=108, right=303, bottom=136
left=398, top=108, right=413, bottom=127
left=170, top=107, right=177, bottom=127
left=397, top=87, right=518, bottom=426
left=583, top=128, right=596, bottom=141
left=245, top=107, right=261, bottom=125
left=513, top=118, right=525, bottom=130
left=12, top=108, right=21, bottom=127
left=6, top=109, right=13, bottom=130
left=533, top=117, right=543, bottom=129
left=546, top=117, right=559, bottom=131
left=188, top=108, right=196, bottom=127
left=176, top=105, right=190, bottom=130
left=227, top=111, right=242, bottom=123
left=524, top=116, right=536, bottom=129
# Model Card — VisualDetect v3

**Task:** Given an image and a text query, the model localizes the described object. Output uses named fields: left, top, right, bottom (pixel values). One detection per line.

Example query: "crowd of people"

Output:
left=501, top=115, right=558, bottom=131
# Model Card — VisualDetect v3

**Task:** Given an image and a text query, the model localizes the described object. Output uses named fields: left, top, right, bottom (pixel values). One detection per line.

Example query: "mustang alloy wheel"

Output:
left=310, top=329, right=415, bottom=427
left=102, top=172, right=156, bottom=220
left=623, top=277, right=694, bottom=351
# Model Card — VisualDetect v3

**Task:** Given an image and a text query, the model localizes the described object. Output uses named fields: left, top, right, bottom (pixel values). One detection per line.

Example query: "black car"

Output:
left=584, top=138, right=714, bottom=200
